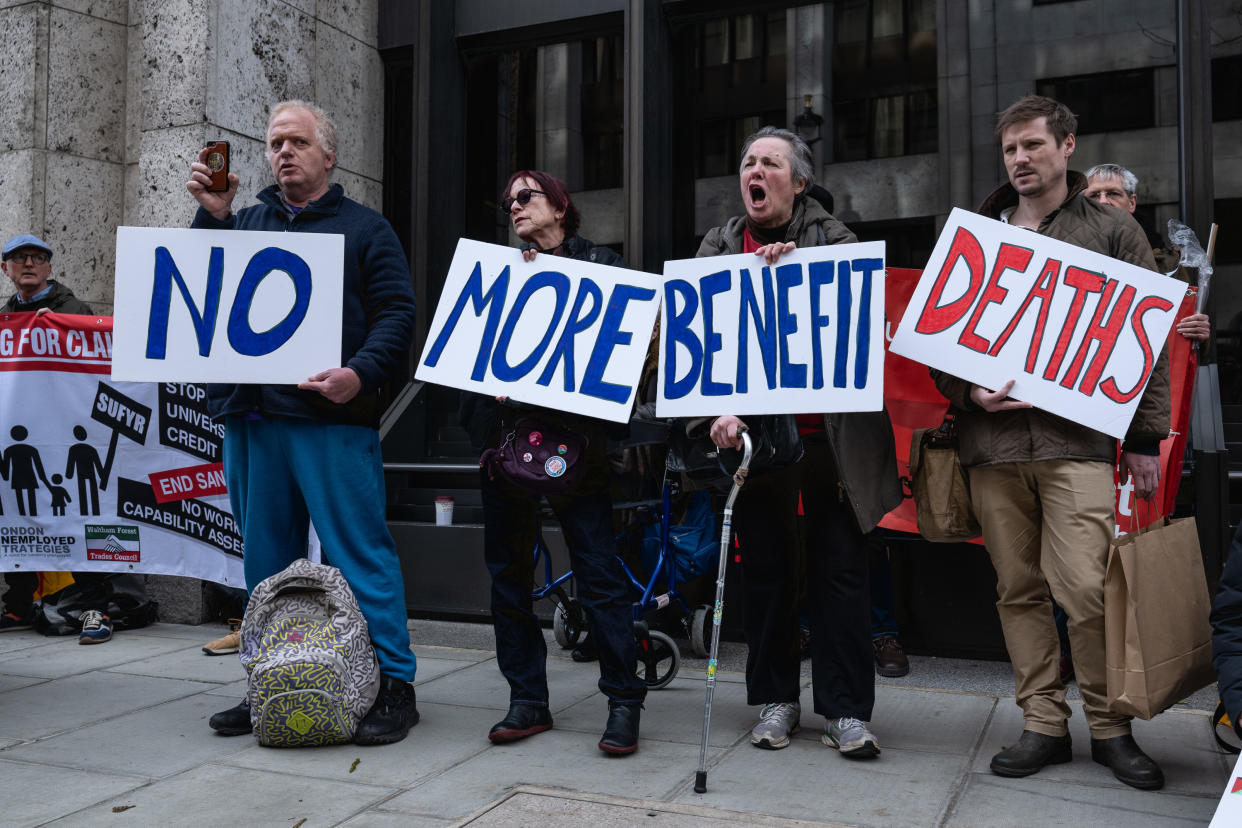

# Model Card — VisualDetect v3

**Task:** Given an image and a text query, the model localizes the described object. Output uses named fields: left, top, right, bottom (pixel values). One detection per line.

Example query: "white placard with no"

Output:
left=415, top=238, right=660, bottom=423
left=657, top=242, right=886, bottom=417
left=112, top=227, right=344, bottom=383
left=889, top=208, right=1184, bottom=439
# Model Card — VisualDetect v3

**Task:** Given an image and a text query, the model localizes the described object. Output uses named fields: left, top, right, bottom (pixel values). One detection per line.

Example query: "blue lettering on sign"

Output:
left=663, top=279, right=702, bottom=401
left=226, top=247, right=313, bottom=357
left=491, top=271, right=570, bottom=381
left=536, top=278, right=603, bottom=391
left=699, top=270, right=732, bottom=396
left=736, top=267, right=777, bottom=393
left=775, top=263, right=807, bottom=389
left=146, top=246, right=224, bottom=359
left=851, top=258, right=882, bottom=389
left=422, top=261, right=510, bottom=381
left=834, top=260, right=852, bottom=388
left=582, top=284, right=656, bottom=403
left=808, top=261, right=834, bottom=389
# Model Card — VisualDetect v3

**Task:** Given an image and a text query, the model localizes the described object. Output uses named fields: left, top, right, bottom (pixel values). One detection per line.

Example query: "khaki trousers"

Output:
left=970, top=459, right=1130, bottom=739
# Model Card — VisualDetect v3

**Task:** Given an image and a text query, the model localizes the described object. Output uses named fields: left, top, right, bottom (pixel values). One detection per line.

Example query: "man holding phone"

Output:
left=186, top=100, right=419, bottom=745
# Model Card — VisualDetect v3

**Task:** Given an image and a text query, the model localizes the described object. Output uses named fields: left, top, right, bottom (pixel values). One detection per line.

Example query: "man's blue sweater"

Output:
left=192, top=183, right=415, bottom=428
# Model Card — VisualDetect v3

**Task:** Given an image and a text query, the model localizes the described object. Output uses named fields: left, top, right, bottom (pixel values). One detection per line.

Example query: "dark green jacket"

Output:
left=3, top=280, right=93, bottom=314
left=931, top=171, right=1171, bottom=468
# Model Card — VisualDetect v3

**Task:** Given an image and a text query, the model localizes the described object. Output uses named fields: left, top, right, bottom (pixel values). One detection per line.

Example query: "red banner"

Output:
left=878, top=268, right=1197, bottom=538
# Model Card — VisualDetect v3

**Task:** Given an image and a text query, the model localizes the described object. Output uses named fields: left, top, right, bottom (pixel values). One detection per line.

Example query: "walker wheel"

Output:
left=553, top=597, right=586, bottom=649
left=636, top=629, right=680, bottom=689
left=690, top=605, right=711, bottom=659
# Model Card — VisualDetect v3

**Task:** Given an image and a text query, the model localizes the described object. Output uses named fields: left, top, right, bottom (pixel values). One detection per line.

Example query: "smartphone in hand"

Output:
left=203, top=141, right=230, bottom=192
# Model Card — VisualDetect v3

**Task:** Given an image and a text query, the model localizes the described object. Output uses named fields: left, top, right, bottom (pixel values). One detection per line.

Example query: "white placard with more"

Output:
left=657, top=242, right=886, bottom=417
left=416, top=238, right=660, bottom=423
left=112, top=226, right=344, bottom=384
left=889, top=208, right=1184, bottom=439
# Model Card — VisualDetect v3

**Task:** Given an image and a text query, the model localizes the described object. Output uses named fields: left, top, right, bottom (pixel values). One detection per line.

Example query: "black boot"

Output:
left=488, top=704, right=553, bottom=743
left=598, top=702, right=641, bottom=755
left=209, top=699, right=252, bottom=736
left=1091, top=734, right=1164, bottom=790
left=989, top=730, right=1072, bottom=777
left=354, top=674, right=419, bottom=746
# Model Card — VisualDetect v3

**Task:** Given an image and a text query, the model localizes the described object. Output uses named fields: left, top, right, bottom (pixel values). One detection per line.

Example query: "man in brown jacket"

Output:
left=931, top=96, right=1170, bottom=790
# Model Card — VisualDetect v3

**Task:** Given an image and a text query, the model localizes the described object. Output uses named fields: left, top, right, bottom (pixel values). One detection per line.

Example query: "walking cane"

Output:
left=694, top=428, right=753, bottom=794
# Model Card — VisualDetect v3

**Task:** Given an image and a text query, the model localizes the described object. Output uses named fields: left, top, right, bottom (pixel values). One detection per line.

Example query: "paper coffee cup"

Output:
left=434, top=496, right=454, bottom=526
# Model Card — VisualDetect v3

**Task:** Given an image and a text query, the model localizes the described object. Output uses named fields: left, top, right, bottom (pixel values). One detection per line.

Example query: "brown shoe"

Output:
left=202, top=620, right=241, bottom=656
left=874, top=635, right=909, bottom=677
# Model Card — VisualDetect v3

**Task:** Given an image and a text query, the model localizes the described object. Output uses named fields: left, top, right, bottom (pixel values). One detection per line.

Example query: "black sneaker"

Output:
left=78, top=610, right=113, bottom=645
left=354, top=674, right=419, bottom=746
left=209, top=700, right=253, bottom=736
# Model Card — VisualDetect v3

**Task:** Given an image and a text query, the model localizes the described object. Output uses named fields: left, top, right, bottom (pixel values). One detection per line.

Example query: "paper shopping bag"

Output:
left=1105, top=516, right=1216, bottom=719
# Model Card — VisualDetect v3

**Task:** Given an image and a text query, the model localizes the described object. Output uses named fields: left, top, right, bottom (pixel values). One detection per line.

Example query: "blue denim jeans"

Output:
left=481, top=467, right=646, bottom=708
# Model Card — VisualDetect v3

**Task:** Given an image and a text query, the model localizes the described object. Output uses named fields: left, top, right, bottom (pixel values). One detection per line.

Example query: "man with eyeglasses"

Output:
left=1, top=233, right=122, bottom=645
left=1084, top=163, right=1209, bottom=342
left=2, top=234, right=91, bottom=315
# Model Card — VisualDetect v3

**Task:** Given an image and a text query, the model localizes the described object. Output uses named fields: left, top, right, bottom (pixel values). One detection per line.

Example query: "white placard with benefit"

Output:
left=112, top=227, right=344, bottom=384
left=657, top=242, right=886, bottom=417
left=889, top=209, right=1185, bottom=438
left=416, top=238, right=660, bottom=423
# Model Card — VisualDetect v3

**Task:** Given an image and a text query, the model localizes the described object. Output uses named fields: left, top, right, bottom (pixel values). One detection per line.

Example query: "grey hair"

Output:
left=268, top=100, right=339, bottom=159
left=1084, top=163, right=1138, bottom=196
left=738, top=126, right=815, bottom=191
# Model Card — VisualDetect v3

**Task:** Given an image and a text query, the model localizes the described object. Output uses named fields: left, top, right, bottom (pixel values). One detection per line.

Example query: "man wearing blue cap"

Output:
left=1, top=233, right=118, bottom=644
left=1, top=234, right=91, bottom=315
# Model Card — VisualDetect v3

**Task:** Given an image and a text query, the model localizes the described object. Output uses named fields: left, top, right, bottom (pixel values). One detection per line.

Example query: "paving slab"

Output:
left=0, top=631, right=61, bottom=655
left=554, top=673, right=755, bottom=747
left=945, top=772, right=1219, bottom=827
left=972, top=697, right=1231, bottom=797
left=414, top=654, right=599, bottom=713
left=0, top=758, right=148, bottom=828
left=412, top=643, right=494, bottom=663
left=339, top=811, right=452, bottom=828
left=124, top=622, right=222, bottom=640
left=676, top=741, right=967, bottom=827
left=1, top=693, right=255, bottom=778
left=219, top=701, right=491, bottom=789
left=104, top=644, right=247, bottom=683
left=0, top=633, right=192, bottom=678
left=411, top=655, right=482, bottom=686
left=840, top=685, right=996, bottom=756
left=43, top=763, right=398, bottom=828
left=459, top=786, right=846, bottom=827
left=0, top=672, right=48, bottom=693
left=0, top=671, right=214, bottom=741
left=381, top=728, right=706, bottom=821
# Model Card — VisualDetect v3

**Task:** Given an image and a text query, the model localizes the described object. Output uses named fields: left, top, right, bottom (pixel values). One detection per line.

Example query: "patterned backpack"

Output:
left=239, top=559, right=380, bottom=747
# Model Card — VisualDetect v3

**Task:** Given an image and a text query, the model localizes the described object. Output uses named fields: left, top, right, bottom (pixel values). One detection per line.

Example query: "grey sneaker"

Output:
left=750, top=702, right=801, bottom=749
left=823, top=717, right=880, bottom=758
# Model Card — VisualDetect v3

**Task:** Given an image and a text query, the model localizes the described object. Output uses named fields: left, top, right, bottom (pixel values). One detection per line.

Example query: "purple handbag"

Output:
left=480, top=417, right=588, bottom=494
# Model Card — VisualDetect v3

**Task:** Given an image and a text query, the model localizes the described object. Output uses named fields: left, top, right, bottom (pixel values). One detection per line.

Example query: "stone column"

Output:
left=0, top=0, right=128, bottom=313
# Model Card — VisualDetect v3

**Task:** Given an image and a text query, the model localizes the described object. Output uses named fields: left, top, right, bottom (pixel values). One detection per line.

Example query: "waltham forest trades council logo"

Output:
left=85, top=525, right=141, bottom=562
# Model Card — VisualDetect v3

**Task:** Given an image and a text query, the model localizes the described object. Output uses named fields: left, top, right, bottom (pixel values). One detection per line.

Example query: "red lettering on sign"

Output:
left=1042, top=266, right=1106, bottom=383
left=1061, top=281, right=1136, bottom=395
left=988, top=257, right=1060, bottom=374
left=957, top=242, right=1033, bottom=353
left=914, top=227, right=985, bottom=335
left=1100, top=295, right=1174, bottom=403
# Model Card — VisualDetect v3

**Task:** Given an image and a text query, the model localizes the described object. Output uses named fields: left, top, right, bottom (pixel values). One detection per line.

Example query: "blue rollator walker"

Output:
left=529, top=474, right=716, bottom=690
left=695, top=428, right=752, bottom=794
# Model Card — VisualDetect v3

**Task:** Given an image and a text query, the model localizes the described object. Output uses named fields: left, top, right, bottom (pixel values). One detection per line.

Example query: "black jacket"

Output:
left=3, top=281, right=93, bottom=314
left=1212, top=523, right=1242, bottom=734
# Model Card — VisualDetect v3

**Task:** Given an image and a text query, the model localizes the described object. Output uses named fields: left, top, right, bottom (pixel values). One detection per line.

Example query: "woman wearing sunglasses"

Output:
left=458, top=170, right=647, bottom=755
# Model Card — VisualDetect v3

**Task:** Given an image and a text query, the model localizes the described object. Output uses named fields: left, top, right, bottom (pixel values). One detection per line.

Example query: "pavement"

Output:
left=0, top=617, right=1234, bottom=827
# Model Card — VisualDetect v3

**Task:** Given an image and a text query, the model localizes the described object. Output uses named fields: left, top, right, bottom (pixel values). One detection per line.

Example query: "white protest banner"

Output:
left=0, top=312, right=243, bottom=587
left=112, top=226, right=344, bottom=383
left=1210, top=750, right=1242, bottom=827
left=657, top=242, right=886, bottom=417
left=416, top=238, right=660, bottom=423
left=889, top=208, right=1185, bottom=439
